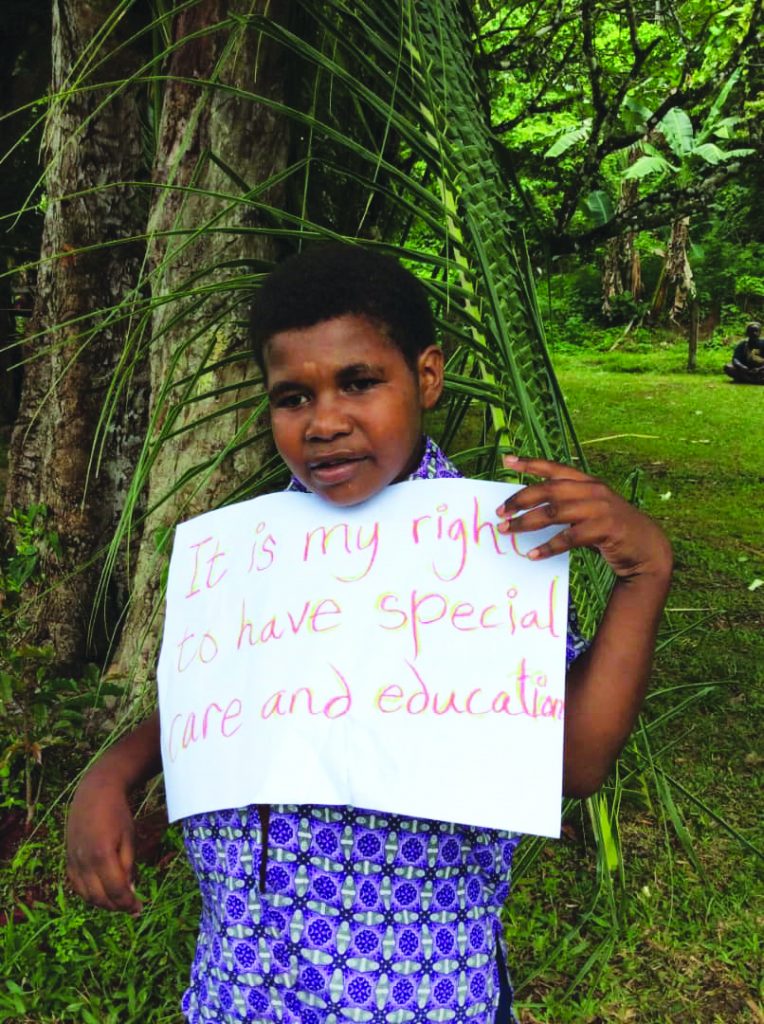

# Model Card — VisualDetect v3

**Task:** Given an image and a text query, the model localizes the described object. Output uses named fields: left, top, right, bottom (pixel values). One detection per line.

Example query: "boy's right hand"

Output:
left=66, top=711, right=162, bottom=915
left=66, top=771, right=142, bottom=915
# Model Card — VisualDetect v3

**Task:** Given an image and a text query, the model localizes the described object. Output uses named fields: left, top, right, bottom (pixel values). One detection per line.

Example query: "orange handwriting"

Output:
left=176, top=628, right=219, bottom=671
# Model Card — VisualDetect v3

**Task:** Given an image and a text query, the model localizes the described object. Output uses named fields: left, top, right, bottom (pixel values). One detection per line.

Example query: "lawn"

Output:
left=508, top=343, right=763, bottom=1024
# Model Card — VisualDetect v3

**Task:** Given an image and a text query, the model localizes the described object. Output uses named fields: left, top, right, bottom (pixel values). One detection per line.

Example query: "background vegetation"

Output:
left=0, top=1, right=761, bottom=1021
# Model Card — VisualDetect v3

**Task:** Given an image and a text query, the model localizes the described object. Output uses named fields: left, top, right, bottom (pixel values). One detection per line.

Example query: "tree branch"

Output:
left=493, top=94, right=581, bottom=135
left=547, top=163, right=748, bottom=256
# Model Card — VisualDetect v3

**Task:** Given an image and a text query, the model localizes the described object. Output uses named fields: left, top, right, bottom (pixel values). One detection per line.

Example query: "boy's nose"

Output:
left=305, top=396, right=352, bottom=441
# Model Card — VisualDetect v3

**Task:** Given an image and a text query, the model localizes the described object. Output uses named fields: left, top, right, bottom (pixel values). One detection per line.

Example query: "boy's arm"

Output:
left=66, top=710, right=162, bottom=914
left=496, top=455, right=672, bottom=798
left=562, top=559, right=671, bottom=795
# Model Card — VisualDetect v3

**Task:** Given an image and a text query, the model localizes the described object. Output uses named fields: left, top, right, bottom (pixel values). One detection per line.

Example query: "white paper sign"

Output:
left=157, top=478, right=569, bottom=836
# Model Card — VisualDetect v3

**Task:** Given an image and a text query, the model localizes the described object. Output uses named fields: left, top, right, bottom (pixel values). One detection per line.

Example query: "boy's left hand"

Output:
left=496, top=455, right=672, bottom=581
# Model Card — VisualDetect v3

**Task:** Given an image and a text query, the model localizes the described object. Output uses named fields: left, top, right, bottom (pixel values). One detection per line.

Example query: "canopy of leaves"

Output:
left=476, top=0, right=760, bottom=252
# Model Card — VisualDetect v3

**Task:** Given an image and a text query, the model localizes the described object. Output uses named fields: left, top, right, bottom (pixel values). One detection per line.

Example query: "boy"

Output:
left=67, top=244, right=672, bottom=1023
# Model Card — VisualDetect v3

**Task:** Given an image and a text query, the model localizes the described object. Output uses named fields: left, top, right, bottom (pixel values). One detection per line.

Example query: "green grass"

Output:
left=506, top=340, right=764, bottom=1024
left=1, top=851, right=197, bottom=1023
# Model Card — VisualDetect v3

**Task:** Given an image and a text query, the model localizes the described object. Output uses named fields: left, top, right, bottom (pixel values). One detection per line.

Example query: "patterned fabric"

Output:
left=181, top=438, right=585, bottom=1024
left=183, top=807, right=522, bottom=1024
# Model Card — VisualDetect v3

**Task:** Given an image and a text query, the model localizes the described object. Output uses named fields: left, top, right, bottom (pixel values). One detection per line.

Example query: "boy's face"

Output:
left=265, top=314, right=444, bottom=506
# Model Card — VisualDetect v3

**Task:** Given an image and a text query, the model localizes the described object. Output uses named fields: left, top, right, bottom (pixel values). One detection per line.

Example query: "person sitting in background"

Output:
left=724, top=322, right=764, bottom=384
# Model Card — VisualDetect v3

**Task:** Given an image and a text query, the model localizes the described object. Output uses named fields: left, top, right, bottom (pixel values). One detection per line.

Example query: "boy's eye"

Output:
left=272, top=392, right=308, bottom=409
left=345, top=377, right=379, bottom=393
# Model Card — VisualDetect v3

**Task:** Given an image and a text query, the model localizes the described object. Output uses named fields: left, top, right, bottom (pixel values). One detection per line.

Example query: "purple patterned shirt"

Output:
left=181, top=438, right=585, bottom=1023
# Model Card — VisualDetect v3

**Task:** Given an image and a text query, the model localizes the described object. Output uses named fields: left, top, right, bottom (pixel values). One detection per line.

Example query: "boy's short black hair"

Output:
left=251, top=243, right=435, bottom=372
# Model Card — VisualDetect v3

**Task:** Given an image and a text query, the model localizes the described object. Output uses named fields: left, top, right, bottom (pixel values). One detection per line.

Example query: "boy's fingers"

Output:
left=85, top=868, right=141, bottom=914
left=116, top=834, right=143, bottom=915
left=101, top=858, right=141, bottom=913
left=498, top=495, right=613, bottom=535
left=527, top=532, right=573, bottom=561
left=497, top=479, right=611, bottom=520
left=69, top=866, right=118, bottom=911
left=526, top=526, right=583, bottom=561
left=502, top=455, right=592, bottom=483
left=117, top=830, right=136, bottom=885
left=68, top=845, right=141, bottom=914
left=527, top=515, right=622, bottom=560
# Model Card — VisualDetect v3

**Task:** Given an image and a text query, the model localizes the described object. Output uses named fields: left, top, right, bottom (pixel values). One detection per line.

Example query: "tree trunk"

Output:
left=602, top=159, right=642, bottom=319
left=687, top=296, right=699, bottom=371
left=651, top=216, right=695, bottom=322
left=4, top=0, right=149, bottom=668
left=601, top=228, right=641, bottom=318
left=0, top=276, right=22, bottom=426
left=106, top=0, right=289, bottom=691
left=667, top=217, right=695, bottom=321
left=0, top=1, right=50, bottom=426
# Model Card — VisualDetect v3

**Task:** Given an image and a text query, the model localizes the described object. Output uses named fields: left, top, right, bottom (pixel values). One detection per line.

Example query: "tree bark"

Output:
left=4, top=0, right=148, bottom=667
left=0, top=0, right=50, bottom=425
left=651, top=216, right=695, bottom=322
left=667, top=217, right=695, bottom=321
left=687, top=296, right=699, bottom=371
left=106, top=0, right=288, bottom=691
left=601, top=156, right=642, bottom=319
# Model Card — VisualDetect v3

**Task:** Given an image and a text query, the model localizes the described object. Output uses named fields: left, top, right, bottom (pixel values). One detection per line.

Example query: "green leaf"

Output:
left=659, top=107, right=694, bottom=156
left=718, top=147, right=755, bottom=161
left=711, top=116, right=740, bottom=140
left=691, top=142, right=726, bottom=165
left=654, top=773, right=706, bottom=880
left=623, top=95, right=652, bottom=121
left=621, top=154, right=673, bottom=180
left=591, top=793, right=619, bottom=873
left=704, top=69, right=741, bottom=131
left=585, top=190, right=614, bottom=225
left=544, top=120, right=591, bottom=158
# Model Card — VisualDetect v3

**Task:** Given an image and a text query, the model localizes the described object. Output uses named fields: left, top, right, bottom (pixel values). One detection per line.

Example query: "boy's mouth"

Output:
left=307, top=452, right=368, bottom=484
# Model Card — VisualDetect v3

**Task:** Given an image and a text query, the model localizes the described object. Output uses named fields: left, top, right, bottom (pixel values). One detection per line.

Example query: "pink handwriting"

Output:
left=302, top=521, right=380, bottom=582
left=166, top=697, right=243, bottom=762
left=260, top=664, right=352, bottom=719
left=411, top=497, right=512, bottom=581
left=247, top=521, right=277, bottom=573
left=373, top=658, right=563, bottom=719
left=375, top=578, right=560, bottom=659
left=237, top=597, right=342, bottom=648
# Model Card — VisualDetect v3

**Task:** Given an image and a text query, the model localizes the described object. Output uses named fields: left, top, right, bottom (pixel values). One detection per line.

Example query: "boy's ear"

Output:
left=417, top=345, right=444, bottom=409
